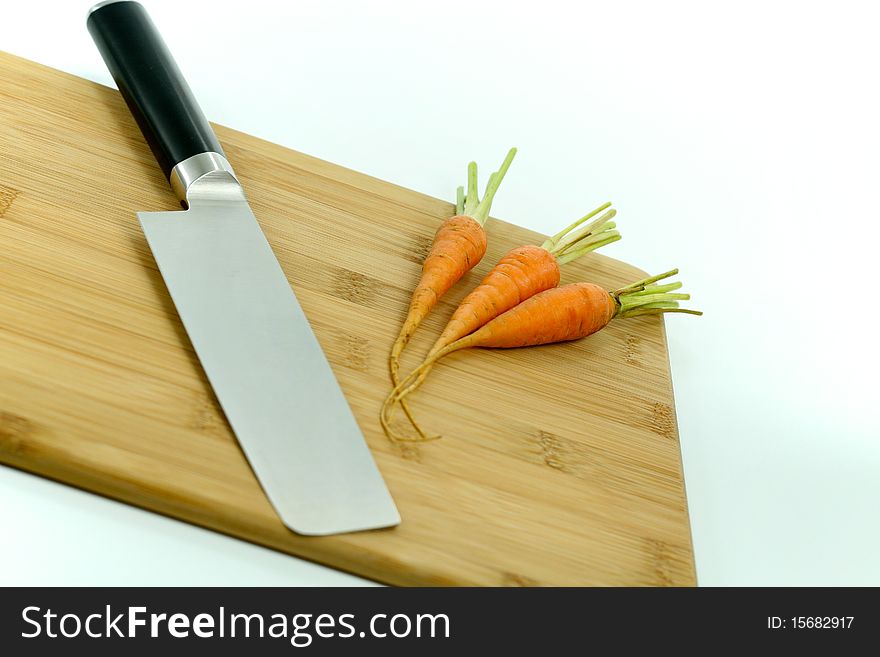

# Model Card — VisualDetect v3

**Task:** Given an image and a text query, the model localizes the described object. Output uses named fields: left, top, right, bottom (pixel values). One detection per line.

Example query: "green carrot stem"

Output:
left=455, top=185, right=465, bottom=216
left=555, top=232, right=621, bottom=265
left=552, top=209, right=618, bottom=255
left=614, top=268, right=679, bottom=296
left=463, top=161, right=479, bottom=216
left=541, top=202, right=612, bottom=250
left=558, top=226, right=619, bottom=257
left=462, top=147, right=517, bottom=226
left=628, top=281, right=682, bottom=296
left=613, top=269, right=701, bottom=318
left=621, top=307, right=704, bottom=318
left=623, top=292, right=690, bottom=306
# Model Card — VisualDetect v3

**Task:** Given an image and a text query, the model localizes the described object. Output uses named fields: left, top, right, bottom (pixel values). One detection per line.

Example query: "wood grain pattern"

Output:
left=0, top=52, right=695, bottom=586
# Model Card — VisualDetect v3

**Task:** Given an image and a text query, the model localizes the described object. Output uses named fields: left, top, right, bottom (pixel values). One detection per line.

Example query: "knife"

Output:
left=87, top=0, right=399, bottom=535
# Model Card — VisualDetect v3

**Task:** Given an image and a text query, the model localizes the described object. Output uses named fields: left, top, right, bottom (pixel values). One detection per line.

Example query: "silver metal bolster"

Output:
left=169, top=152, right=241, bottom=206
left=88, top=0, right=133, bottom=17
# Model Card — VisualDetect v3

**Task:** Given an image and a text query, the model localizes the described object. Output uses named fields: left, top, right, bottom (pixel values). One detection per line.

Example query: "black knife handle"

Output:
left=87, top=1, right=225, bottom=182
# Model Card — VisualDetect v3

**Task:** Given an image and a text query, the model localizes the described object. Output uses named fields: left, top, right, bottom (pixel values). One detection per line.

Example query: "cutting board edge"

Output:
left=0, top=452, right=470, bottom=587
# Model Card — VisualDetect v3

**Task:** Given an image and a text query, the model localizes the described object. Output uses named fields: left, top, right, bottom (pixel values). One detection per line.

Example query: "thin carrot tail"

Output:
left=388, top=274, right=460, bottom=440
left=386, top=363, right=429, bottom=440
left=612, top=269, right=703, bottom=318
left=386, top=313, right=470, bottom=435
left=380, top=341, right=469, bottom=442
left=389, top=315, right=432, bottom=440
left=391, top=353, right=439, bottom=407
left=384, top=333, right=439, bottom=442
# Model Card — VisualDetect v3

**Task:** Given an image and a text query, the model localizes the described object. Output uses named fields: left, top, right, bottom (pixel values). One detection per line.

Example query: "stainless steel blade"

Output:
left=138, top=183, right=399, bottom=535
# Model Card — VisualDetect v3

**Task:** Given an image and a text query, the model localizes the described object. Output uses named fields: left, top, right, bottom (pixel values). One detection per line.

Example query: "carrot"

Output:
left=388, top=147, right=517, bottom=438
left=390, top=202, right=621, bottom=428
left=381, top=269, right=701, bottom=441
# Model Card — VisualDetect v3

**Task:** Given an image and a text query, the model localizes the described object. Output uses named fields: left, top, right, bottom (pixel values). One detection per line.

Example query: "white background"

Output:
left=2, top=0, right=878, bottom=586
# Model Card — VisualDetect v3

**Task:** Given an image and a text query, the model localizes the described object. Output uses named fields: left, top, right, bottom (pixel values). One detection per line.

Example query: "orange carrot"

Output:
left=381, top=269, right=700, bottom=441
left=390, top=202, right=620, bottom=428
left=389, top=148, right=517, bottom=437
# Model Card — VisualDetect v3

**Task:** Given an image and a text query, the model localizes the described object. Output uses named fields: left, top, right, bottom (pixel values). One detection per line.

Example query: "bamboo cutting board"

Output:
left=0, top=52, right=695, bottom=586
